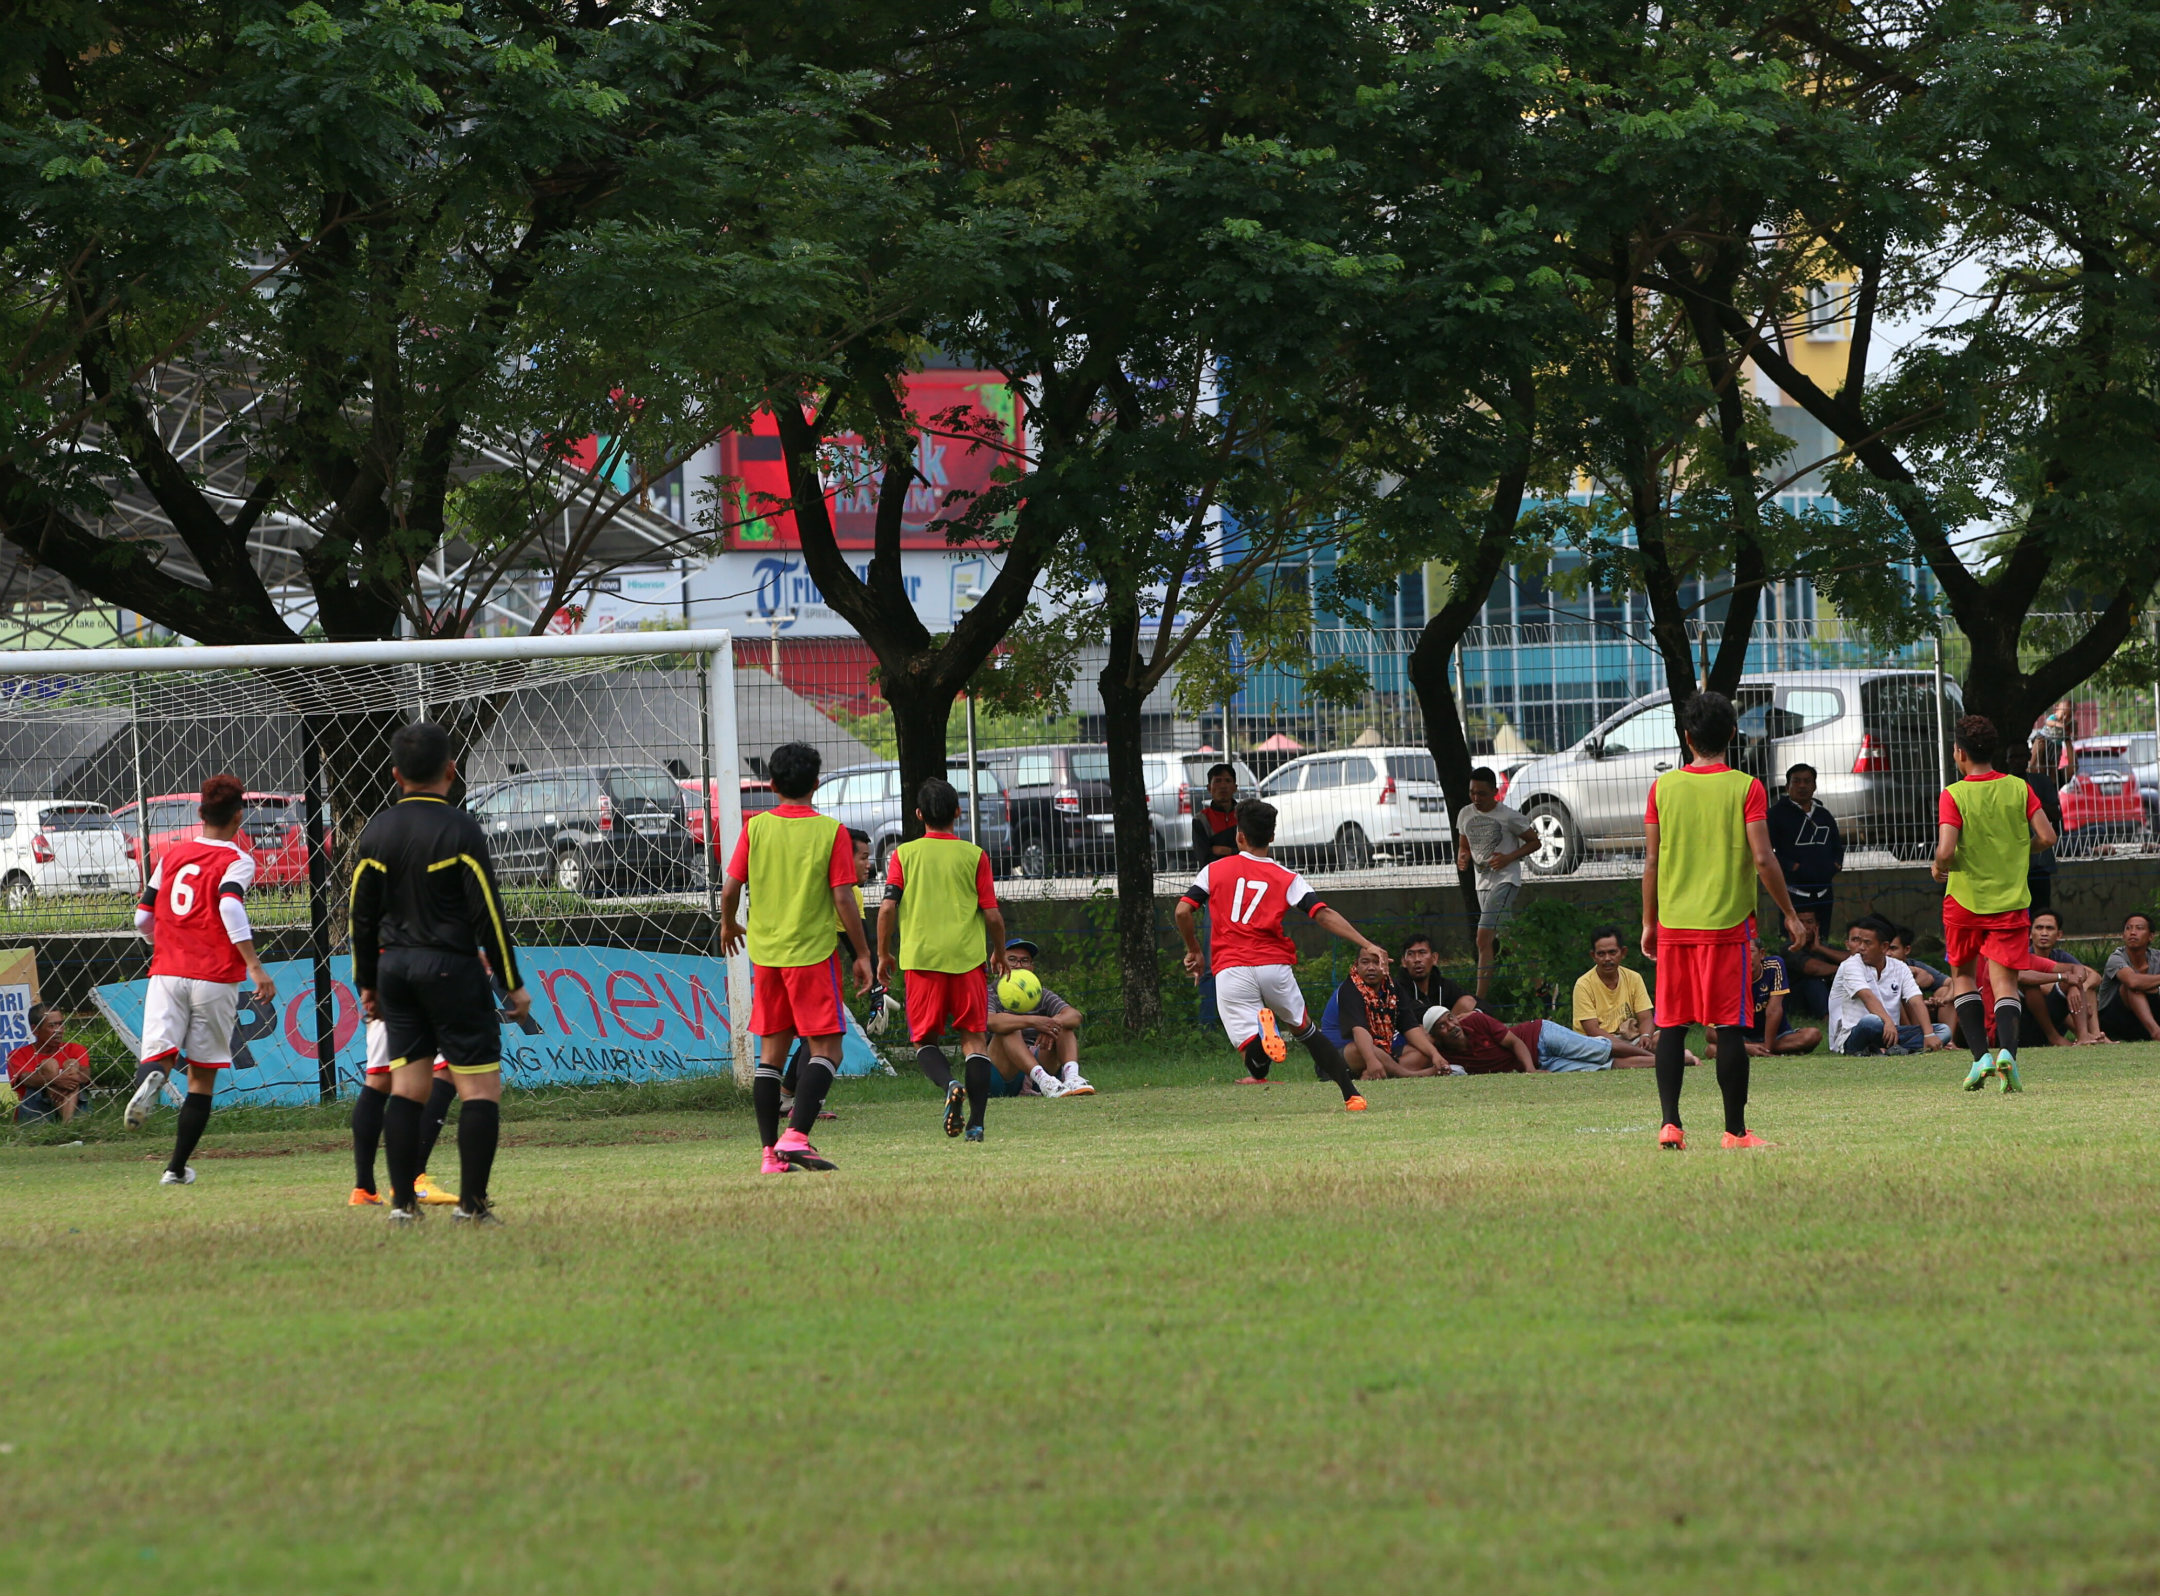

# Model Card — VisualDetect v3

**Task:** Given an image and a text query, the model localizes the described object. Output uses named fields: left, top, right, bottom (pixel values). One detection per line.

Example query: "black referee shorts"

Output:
left=377, top=948, right=503, bottom=1073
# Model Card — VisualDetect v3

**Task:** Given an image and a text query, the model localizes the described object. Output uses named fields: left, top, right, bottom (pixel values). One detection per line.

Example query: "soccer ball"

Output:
left=998, top=968, right=1044, bottom=1013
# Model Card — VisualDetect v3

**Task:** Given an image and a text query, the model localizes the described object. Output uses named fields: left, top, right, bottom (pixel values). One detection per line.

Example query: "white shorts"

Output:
left=141, top=974, right=240, bottom=1067
left=362, top=1019, right=447, bottom=1076
left=1215, top=964, right=1308, bottom=1050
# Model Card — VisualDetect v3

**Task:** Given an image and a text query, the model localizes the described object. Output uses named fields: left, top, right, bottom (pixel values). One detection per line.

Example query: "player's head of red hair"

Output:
left=199, top=774, right=245, bottom=827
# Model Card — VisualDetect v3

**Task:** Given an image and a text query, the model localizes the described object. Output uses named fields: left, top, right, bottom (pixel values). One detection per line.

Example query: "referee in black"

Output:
left=350, top=722, right=531, bottom=1223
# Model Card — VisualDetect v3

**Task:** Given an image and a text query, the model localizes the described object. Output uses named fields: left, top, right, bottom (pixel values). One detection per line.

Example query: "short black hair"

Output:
left=2032, top=908, right=2060, bottom=927
left=1955, top=714, right=2000, bottom=765
left=1848, top=913, right=1895, bottom=942
left=916, top=777, right=960, bottom=829
left=1469, top=766, right=1498, bottom=787
left=1207, top=762, right=1236, bottom=783
left=1401, top=932, right=1432, bottom=954
left=1235, top=797, right=1277, bottom=848
left=27, top=1001, right=49, bottom=1027
left=1678, top=691, right=1736, bottom=757
left=1892, top=923, right=1917, bottom=946
left=2125, top=910, right=2153, bottom=931
left=846, top=827, right=870, bottom=847
left=391, top=721, right=451, bottom=784
left=768, top=742, right=821, bottom=799
left=1785, top=762, right=1817, bottom=782
left=1590, top=925, right=1625, bottom=950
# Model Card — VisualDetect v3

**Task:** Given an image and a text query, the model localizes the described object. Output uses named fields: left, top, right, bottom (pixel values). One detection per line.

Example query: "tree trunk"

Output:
left=1100, top=602, right=1163, bottom=1033
left=883, top=658, right=953, bottom=841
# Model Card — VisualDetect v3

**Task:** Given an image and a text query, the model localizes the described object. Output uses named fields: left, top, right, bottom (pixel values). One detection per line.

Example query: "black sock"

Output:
left=782, top=1041, right=803, bottom=1096
left=789, top=1055, right=836, bottom=1136
left=351, top=1084, right=388, bottom=1194
left=753, top=1067, right=783, bottom=1148
left=1654, top=1026, right=1687, bottom=1129
left=1296, top=1022, right=1358, bottom=1100
left=917, top=1045, right=954, bottom=1092
left=1714, top=1025, right=1749, bottom=1137
left=382, top=1093, right=422, bottom=1208
left=964, top=1052, right=992, bottom=1129
left=1994, top=998, right=2020, bottom=1057
left=457, top=1098, right=499, bottom=1209
left=1241, top=1037, right=1272, bottom=1080
left=419, top=1075, right=456, bottom=1174
left=168, top=1089, right=212, bottom=1176
left=1954, top=992, right=1989, bottom=1059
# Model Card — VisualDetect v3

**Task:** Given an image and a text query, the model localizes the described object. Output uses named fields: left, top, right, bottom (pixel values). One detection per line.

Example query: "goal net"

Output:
left=0, top=631, right=889, bottom=1125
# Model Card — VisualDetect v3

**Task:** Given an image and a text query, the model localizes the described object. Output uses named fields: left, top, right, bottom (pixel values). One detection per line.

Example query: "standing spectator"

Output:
left=1321, top=944, right=1446, bottom=1078
left=1191, top=763, right=1242, bottom=863
left=2024, top=909, right=2105, bottom=1046
left=2096, top=911, right=2160, bottom=1042
left=1570, top=926, right=1695, bottom=1060
left=7, top=1004, right=93, bottom=1125
left=1828, top=916, right=1949, bottom=1056
left=2026, top=705, right=2072, bottom=914
left=1741, top=943, right=1822, bottom=1056
left=1784, top=907, right=1842, bottom=1017
left=1766, top=764, right=1844, bottom=931
left=1454, top=767, right=1537, bottom=1002
left=1425, top=1007, right=1656, bottom=1072
left=986, top=938, right=1091, bottom=1097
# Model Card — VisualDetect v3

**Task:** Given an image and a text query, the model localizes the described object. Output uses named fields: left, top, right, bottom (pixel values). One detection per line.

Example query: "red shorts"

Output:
left=1654, top=922, right=1755, bottom=1029
left=1943, top=898, right=2045, bottom=977
left=750, top=956, right=846, bottom=1039
left=905, top=966, right=988, bottom=1044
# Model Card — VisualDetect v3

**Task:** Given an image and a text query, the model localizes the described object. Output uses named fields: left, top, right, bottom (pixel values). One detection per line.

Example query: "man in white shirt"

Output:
left=1455, top=767, right=1537, bottom=1002
left=1829, top=915, right=1951, bottom=1056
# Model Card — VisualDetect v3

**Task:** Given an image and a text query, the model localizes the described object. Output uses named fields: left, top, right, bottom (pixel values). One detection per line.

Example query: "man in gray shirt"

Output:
left=1455, top=766, right=1537, bottom=1002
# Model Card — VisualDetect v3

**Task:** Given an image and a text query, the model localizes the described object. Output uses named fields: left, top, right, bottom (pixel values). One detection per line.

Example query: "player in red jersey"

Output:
left=123, top=775, right=277, bottom=1185
left=1174, top=798, right=1384, bottom=1110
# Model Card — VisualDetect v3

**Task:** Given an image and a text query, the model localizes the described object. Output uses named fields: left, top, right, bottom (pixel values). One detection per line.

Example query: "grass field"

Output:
left=6, top=1040, right=2160, bottom=1594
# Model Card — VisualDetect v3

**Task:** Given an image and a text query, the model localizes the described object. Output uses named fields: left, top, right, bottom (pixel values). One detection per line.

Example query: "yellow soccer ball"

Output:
left=997, top=968, right=1043, bottom=1013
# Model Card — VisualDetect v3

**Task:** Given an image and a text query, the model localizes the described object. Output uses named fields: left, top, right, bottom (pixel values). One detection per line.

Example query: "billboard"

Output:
left=93, top=947, right=885, bottom=1107
left=723, top=370, right=1022, bottom=551
left=687, top=548, right=1004, bottom=638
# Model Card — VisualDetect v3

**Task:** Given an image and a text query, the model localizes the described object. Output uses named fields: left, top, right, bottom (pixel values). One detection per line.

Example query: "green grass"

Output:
left=6, top=1040, right=2160, bottom=1594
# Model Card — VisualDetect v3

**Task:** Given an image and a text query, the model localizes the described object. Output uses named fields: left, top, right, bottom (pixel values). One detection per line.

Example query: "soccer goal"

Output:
left=0, top=629, right=885, bottom=1118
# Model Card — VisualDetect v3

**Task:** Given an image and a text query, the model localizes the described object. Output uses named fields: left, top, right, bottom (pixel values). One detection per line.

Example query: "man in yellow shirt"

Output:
left=1572, top=927, right=1692, bottom=1065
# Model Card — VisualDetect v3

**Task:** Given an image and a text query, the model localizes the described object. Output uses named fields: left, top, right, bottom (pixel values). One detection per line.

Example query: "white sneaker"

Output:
left=1031, top=1069, right=1067, bottom=1098
left=125, top=1069, right=167, bottom=1129
left=1062, top=1073, right=1096, bottom=1097
left=160, top=1167, right=195, bottom=1186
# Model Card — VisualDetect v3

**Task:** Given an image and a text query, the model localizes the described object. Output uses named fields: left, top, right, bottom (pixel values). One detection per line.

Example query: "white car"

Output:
left=1252, top=746, right=1452, bottom=868
left=0, top=800, right=136, bottom=911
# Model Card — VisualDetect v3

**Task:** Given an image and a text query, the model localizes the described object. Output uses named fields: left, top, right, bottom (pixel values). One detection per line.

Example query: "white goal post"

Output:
left=0, top=629, right=757, bottom=1090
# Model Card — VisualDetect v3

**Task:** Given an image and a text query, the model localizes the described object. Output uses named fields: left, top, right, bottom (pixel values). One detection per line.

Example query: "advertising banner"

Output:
left=93, top=946, right=883, bottom=1107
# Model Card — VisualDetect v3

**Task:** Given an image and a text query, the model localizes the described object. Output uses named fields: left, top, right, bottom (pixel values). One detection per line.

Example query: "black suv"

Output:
left=979, top=743, right=1115, bottom=877
left=468, top=765, right=696, bottom=896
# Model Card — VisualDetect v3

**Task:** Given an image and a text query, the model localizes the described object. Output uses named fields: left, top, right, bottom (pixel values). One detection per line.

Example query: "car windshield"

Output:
left=1386, top=753, right=1439, bottom=783
left=610, top=769, right=683, bottom=807
left=43, top=805, right=116, bottom=831
left=1067, top=752, right=1110, bottom=781
left=2083, top=756, right=2133, bottom=777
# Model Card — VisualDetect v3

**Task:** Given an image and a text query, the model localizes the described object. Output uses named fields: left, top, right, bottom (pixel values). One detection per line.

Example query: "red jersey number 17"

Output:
left=1228, top=877, right=1271, bottom=925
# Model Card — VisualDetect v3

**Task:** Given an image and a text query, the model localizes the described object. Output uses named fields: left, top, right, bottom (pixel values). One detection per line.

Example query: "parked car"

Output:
left=2073, top=734, right=2159, bottom=825
left=679, top=778, right=781, bottom=865
left=113, top=791, right=319, bottom=888
left=1083, top=751, right=1263, bottom=869
left=979, top=744, right=1117, bottom=877
left=0, top=800, right=134, bottom=910
left=1500, top=669, right=1958, bottom=876
left=2057, top=752, right=2149, bottom=857
left=466, top=764, right=696, bottom=896
left=1251, top=746, right=1453, bottom=868
left=817, top=761, right=1014, bottom=878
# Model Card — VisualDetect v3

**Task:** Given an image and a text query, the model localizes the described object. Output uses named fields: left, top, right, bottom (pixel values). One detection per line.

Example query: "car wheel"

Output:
left=0, top=873, right=30, bottom=912
left=1018, top=832, right=1050, bottom=880
left=1334, top=824, right=1374, bottom=871
left=1152, top=831, right=1168, bottom=873
left=554, top=847, right=589, bottom=895
left=875, top=837, right=897, bottom=884
left=1522, top=801, right=1582, bottom=876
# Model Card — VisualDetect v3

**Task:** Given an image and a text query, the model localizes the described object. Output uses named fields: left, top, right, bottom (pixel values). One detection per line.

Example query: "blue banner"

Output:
left=93, top=947, right=884, bottom=1107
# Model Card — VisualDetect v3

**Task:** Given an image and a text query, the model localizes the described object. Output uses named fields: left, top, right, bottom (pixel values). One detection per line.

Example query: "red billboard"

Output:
left=722, top=370, right=1022, bottom=550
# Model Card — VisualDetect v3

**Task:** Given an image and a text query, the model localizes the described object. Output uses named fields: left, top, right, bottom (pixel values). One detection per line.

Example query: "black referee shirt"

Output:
left=348, top=793, right=522, bottom=992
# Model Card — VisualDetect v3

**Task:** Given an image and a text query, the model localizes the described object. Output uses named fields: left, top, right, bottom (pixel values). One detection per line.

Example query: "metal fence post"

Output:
left=300, top=716, right=336, bottom=1103
left=965, top=692, right=983, bottom=847
left=708, top=640, right=752, bottom=1088
left=1933, top=633, right=1950, bottom=789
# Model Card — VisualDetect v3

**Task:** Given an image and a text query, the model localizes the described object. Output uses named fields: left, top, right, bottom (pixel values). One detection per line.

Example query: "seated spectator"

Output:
left=2019, top=911, right=2105, bottom=1047
left=2096, top=912, right=2160, bottom=1042
left=1425, top=1007, right=1655, bottom=1073
left=1784, top=907, right=1841, bottom=1016
left=1885, top=925, right=1952, bottom=1024
left=1321, top=945, right=1446, bottom=1079
left=7, top=1003, right=93, bottom=1125
left=1828, top=916, right=1950, bottom=1056
left=1742, top=943, right=1822, bottom=1056
left=1572, top=926, right=1697, bottom=1062
left=1394, top=932, right=1477, bottom=1022
left=986, top=938, right=1092, bottom=1096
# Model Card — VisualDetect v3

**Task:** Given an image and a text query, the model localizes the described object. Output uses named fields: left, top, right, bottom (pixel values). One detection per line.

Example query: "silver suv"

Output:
left=1501, top=669, right=1958, bottom=876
